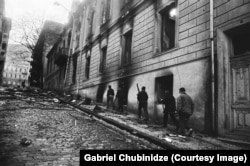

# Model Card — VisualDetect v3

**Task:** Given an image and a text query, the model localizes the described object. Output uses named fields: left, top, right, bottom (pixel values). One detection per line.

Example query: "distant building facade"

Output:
left=2, top=63, right=30, bottom=87
left=43, top=0, right=250, bottom=141
left=0, top=0, right=11, bottom=84
left=2, top=44, right=31, bottom=87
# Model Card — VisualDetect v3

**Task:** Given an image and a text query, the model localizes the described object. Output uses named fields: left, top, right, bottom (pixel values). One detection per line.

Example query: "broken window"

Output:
left=2, top=43, right=7, bottom=50
left=99, top=46, right=107, bottom=73
left=121, top=0, right=133, bottom=12
left=85, top=50, right=91, bottom=79
left=155, top=75, right=173, bottom=103
left=87, top=8, right=95, bottom=40
left=159, top=2, right=177, bottom=52
left=101, top=0, right=111, bottom=24
left=72, top=55, right=78, bottom=84
left=68, top=32, right=71, bottom=48
left=122, top=30, right=133, bottom=65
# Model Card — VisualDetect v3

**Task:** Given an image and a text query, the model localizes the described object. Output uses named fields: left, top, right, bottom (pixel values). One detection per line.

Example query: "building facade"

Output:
left=0, top=0, right=11, bottom=84
left=2, top=44, right=31, bottom=87
left=44, top=0, right=250, bottom=141
left=31, top=21, right=63, bottom=88
left=2, top=63, right=30, bottom=87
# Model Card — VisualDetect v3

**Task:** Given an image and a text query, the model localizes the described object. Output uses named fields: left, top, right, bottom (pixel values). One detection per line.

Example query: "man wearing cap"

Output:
left=176, top=87, right=194, bottom=136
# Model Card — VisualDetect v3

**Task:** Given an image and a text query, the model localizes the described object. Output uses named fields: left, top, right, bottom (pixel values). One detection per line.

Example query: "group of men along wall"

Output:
left=58, top=0, right=212, bottom=132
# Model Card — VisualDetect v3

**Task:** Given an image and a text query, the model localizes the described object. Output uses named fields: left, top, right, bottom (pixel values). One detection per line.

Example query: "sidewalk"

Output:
left=56, top=95, right=244, bottom=150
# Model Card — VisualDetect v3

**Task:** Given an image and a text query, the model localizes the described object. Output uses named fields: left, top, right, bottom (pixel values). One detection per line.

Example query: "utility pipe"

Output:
left=210, top=0, right=215, bottom=133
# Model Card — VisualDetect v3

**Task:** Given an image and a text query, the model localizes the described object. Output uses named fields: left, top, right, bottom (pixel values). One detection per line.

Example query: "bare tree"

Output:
left=6, top=44, right=32, bottom=63
left=10, top=13, right=45, bottom=54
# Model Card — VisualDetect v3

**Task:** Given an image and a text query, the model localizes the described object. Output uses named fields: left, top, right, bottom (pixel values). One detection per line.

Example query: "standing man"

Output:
left=107, top=85, right=114, bottom=109
left=137, top=86, right=149, bottom=122
left=115, top=86, right=124, bottom=112
left=161, top=90, right=179, bottom=130
left=176, top=87, right=194, bottom=136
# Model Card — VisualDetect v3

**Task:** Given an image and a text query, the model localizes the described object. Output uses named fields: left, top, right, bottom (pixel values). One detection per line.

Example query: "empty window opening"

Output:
left=99, top=46, right=107, bottom=73
left=160, top=3, right=176, bottom=52
left=85, top=55, right=91, bottom=79
left=2, top=43, right=7, bottom=50
left=72, top=56, right=78, bottom=84
left=122, top=30, right=132, bottom=65
left=155, top=75, right=174, bottom=103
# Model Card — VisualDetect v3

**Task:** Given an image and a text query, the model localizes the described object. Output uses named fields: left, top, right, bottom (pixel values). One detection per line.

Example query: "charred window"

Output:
left=67, top=32, right=71, bottom=48
left=72, top=56, right=78, bottom=84
left=85, top=50, right=91, bottom=79
left=121, top=0, right=132, bottom=9
left=2, top=43, right=7, bottom=50
left=160, top=2, right=176, bottom=52
left=122, top=30, right=133, bottom=65
left=99, top=46, right=107, bottom=73
left=102, top=0, right=111, bottom=24
left=87, top=8, right=95, bottom=39
left=155, top=75, right=173, bottom=103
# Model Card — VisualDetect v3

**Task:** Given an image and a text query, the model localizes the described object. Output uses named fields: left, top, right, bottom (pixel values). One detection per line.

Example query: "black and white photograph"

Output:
left=0, top=0, right=250, bottom=165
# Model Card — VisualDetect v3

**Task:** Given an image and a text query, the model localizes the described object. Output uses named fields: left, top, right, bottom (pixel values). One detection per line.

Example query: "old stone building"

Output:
left=2, top=44, right=31, bottom=87
left=44, top=0, right=250, bottom=141
left=0, top=0, right=11, bottom=84
left=2, top=63, right=30, bottom=87
left=31, top=20, right=64, bottom=88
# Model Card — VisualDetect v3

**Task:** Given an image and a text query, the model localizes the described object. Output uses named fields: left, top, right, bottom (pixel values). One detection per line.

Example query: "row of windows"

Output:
left=3, top=81, right=23, bottom=86
left=3, top=73, right=27, bottom=79
left=5, top=67, right=28, bottom=72
left=71, top=1, right=177, bottom=83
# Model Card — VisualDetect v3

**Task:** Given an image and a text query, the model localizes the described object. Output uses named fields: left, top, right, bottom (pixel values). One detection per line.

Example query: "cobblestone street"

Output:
left=0, top=89, right=159, bottom=166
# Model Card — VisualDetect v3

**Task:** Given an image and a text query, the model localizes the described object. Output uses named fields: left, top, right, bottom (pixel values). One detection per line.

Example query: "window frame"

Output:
left=99, top=46, right=107, bottom=74
left=85, top=50, right=91, bottom=79
left=72, top=55, right=78, bottom=84
left=154, top=0, right=179, bottom=56
left=121, top=29, right=133, bottom=66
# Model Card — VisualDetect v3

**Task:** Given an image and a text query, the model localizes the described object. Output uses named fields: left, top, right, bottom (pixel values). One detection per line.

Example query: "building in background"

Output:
left=0, top=0, right=11, bottom=84
left=2, top=44, right=31, bottom=87
left=2, top=63, right=30, bottom=87
left=30, top=20, right=64, bottom=88
left=43, top=0, right=250, bottom=142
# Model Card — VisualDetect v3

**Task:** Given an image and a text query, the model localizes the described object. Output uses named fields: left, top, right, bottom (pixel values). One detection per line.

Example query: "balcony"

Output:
left=54, top=48, right=69, bottom=66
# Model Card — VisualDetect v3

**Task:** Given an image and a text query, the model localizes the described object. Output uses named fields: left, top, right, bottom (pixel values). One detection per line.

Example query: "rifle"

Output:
left=136, top=83, right=140, bottom=104
left=136, top=83, right=140, bottom=93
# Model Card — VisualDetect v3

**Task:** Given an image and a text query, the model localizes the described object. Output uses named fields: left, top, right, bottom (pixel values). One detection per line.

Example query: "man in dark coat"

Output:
left=115, top=86, right=124, bottom=112
left=177, top=87, right=194, bottom=136
left=107, top=85, right=114, bottom=109
left=161, top=90, right=179, bottom=130
left=137, top=86, right=149, bottom=122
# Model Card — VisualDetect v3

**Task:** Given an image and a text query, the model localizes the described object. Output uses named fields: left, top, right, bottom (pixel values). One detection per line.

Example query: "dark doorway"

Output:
left=96, top=84, right=106, bottom=103
left=155, top=75, right=173, bottom=103
left=118, top=78, right=130, bottom=105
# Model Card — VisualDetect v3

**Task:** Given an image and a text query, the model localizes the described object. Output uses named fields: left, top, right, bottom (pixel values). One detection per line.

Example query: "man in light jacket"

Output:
left=176, top=87, right=194, bottom=136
